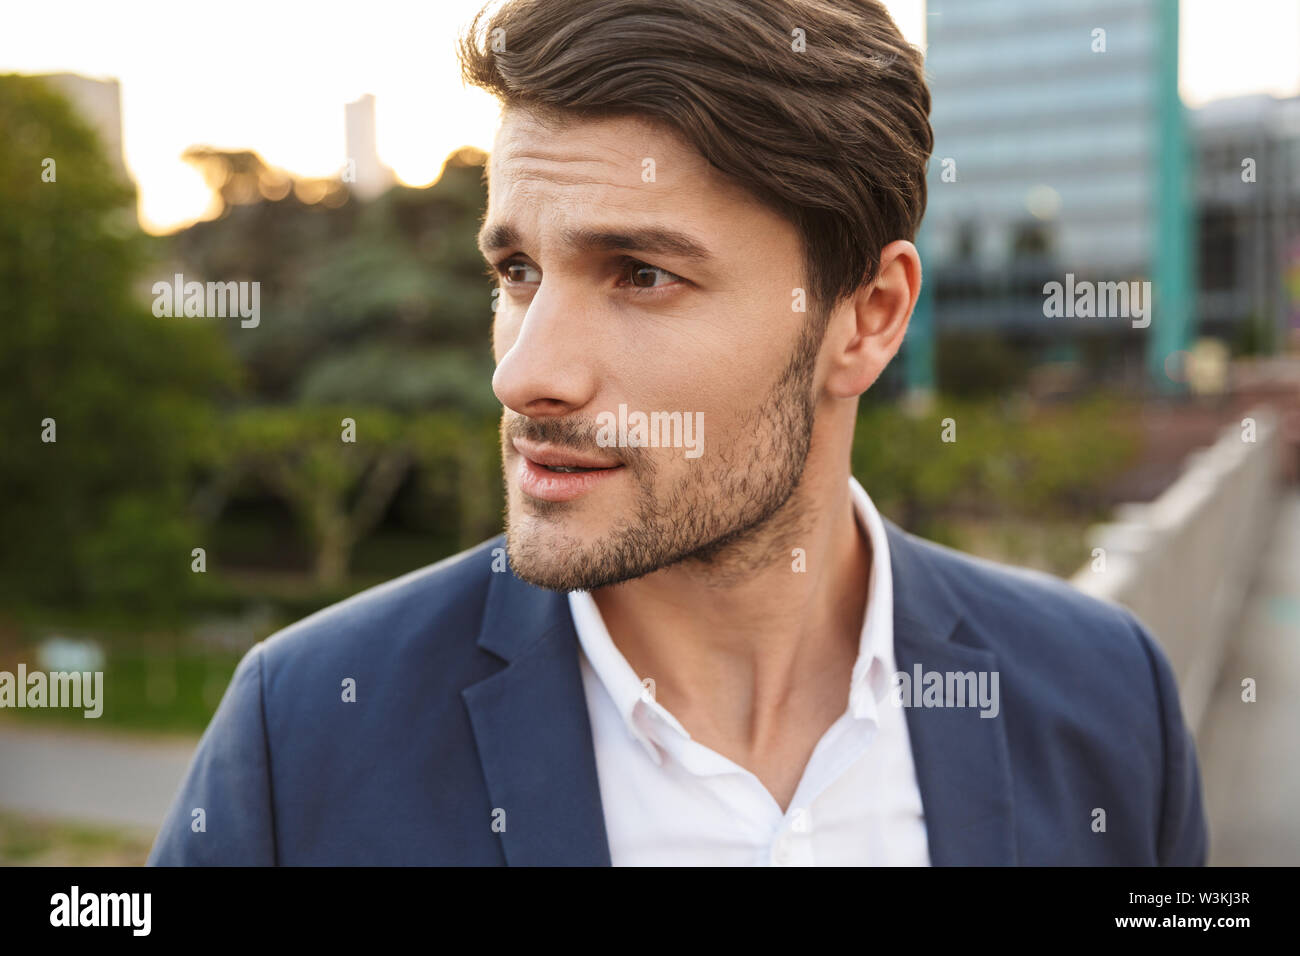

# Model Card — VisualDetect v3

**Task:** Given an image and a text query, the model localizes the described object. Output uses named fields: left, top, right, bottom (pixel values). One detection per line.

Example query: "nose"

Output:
left=492, top=280, right=599, bottom=419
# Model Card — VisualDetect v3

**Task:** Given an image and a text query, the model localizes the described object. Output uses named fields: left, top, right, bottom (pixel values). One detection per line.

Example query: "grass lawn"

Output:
left=0, top=811, right=153, bottom=866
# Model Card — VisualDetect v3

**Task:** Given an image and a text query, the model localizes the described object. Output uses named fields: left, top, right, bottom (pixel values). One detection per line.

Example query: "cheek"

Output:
left=634, top=367, right=747, bottom=458
left=615, top=316, right=788, bottom=426
left=662, top=329, right=792, bottom=424
left=613, top=347, right=703, bottom=410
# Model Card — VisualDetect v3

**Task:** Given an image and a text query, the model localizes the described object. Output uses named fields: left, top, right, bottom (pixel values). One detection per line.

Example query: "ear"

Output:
left=823, top=240, right=922, bottom=399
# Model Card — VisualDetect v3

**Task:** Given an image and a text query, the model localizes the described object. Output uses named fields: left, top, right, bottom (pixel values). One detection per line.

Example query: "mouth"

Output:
left=512, top=437, right=625, bottom=503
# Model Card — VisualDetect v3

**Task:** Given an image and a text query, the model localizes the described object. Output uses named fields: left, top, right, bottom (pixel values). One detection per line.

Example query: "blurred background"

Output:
left=1, top=0, right=1297, bottom=865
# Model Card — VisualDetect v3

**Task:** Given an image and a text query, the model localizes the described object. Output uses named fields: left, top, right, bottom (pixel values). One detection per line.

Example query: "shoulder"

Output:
left=886, top=520, right=1180, bottom=747
left=888, top=523, right=1210, bottom=863
left=148, top=536, right=509, bottom=864
left=891, top=522, right=1154, bottom=664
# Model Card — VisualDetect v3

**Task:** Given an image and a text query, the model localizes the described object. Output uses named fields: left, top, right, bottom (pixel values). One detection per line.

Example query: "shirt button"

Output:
left=772, top=835, right=793, bottom=866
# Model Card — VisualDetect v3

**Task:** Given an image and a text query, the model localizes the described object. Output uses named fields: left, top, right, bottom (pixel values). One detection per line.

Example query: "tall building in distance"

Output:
left=35, top=73, right=129, bottom=184
left=910, top=0, right=1194, bottom=391
left=345, top=93, right=396, bottom=201
left=1194, top=93, right=1300, bottom=350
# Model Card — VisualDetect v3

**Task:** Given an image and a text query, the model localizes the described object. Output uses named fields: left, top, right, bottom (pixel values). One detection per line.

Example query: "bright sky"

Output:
left=3, top=0, right=1296, bottom=234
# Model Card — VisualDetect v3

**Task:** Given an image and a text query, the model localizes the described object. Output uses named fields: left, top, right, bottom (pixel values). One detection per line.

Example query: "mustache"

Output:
left=503, top=413, right=645, bottom=467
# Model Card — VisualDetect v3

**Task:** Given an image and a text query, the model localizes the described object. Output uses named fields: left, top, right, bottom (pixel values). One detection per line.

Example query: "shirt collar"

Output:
left=567, top=475, right=895, bottom=761
left=567, top=577, right=671, bottom=764
left=847, top=474, right=896, bottom=721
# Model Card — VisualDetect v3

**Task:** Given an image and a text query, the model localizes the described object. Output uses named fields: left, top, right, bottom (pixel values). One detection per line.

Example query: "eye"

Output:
left=495, top=259, right=541, bottom=285
left=490, top=255, right=685, bottom=296
left=617, top=258, right=684, bottom=292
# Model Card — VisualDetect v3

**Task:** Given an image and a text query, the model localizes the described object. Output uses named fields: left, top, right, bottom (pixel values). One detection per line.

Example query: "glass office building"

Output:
left=1195, top=93, right=1300, bottom=350
left=909, top=0, right=1192, bottom=391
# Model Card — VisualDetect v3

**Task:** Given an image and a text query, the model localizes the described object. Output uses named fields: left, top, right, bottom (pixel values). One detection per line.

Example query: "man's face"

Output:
left=483, top=108, right=827, bottom=591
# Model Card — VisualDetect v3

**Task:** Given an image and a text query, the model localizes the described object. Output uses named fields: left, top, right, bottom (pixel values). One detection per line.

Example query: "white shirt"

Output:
left=568, top=476, right=930, bottom=866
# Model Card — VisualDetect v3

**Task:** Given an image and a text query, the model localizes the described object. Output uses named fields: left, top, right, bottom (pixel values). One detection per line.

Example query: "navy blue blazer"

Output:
left=148, top=519, right=1208, bottom=865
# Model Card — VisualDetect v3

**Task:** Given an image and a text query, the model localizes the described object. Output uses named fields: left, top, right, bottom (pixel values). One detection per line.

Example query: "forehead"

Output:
left=480, top=107, right=771, bottom=247
left=488, top=107, right=710, bottom=193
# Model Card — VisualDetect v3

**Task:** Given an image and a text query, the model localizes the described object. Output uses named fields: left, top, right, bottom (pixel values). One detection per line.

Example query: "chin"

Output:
left=503, top=538, right=589, bottom=592
left=503, top=514, right=590, bottom=587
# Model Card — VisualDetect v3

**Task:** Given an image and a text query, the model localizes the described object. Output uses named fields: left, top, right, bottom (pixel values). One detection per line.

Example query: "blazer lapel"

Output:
left=463, top=521, right=1018, bottom=866
left=885, top=519, right=1018, bottom=865
left=462, top=553, right=612, bottom=866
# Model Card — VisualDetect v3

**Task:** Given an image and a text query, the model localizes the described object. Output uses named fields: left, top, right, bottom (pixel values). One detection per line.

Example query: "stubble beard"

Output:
left=502, top=314, right=824, bottom=593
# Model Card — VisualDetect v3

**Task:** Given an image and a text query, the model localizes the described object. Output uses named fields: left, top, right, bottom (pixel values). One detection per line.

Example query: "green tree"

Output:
left=169, top=147, right=495, bottom=411
left=0, top=75, right=236, bottom=615
left=226, top=406, right=501, bottom=586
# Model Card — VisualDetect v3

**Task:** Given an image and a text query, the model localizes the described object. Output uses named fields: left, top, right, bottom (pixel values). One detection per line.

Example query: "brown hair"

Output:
left=458, top=0, right=933, bottom=316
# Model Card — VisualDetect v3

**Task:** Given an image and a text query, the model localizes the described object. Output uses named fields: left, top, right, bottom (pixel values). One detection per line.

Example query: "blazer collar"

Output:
left=885, top=518, right=1017, bottom=865
left=462, top=550, right=612, bottom=865
left=465, top=522, right=1016, bottom=865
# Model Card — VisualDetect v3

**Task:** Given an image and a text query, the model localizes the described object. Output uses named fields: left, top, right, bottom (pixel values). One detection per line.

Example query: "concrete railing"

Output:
left=1071, top=406, right=1283, bottom=735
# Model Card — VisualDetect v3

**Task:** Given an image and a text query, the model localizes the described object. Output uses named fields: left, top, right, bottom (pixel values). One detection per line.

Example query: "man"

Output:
left=149, top=0, right=1207, bottom=865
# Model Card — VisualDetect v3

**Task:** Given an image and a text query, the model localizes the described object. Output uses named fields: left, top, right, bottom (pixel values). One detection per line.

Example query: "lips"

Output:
left=512, top=438, right=620, bottom=470
left=512, top=437, right=624, bottom=502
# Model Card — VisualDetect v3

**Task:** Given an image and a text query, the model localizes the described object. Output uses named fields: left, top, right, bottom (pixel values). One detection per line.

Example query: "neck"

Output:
left=590, top=451, right=871, bottom=751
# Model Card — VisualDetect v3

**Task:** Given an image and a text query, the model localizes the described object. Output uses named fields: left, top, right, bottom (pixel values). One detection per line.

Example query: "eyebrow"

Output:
left=477, top=223, right=715, bottom=263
